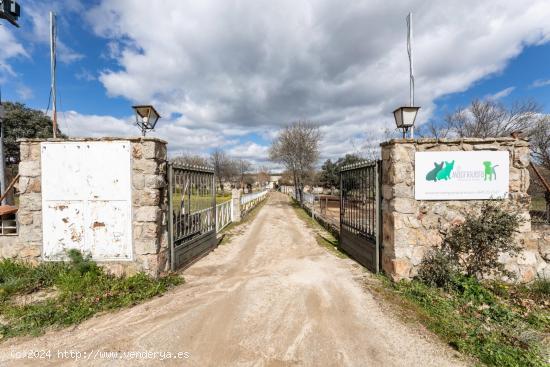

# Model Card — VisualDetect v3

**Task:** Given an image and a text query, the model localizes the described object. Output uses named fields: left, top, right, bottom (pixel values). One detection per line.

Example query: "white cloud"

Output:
left=531, top=79, right=550, bottom=88
left=485, top=86, right=515, bottom=101
left=0, top=26, right=28, bottom=79
left=16, top=84, right=34, bottom=100
left=76, top=1, right=550, bottom=161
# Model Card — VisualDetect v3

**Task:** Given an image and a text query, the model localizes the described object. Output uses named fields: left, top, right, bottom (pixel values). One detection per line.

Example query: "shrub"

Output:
left=442, top=202, right=523, bottom=279
left=417, top=247, right=459, bottom=288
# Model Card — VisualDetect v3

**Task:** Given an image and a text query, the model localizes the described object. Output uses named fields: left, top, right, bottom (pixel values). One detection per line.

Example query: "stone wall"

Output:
left=380, top=137, right=548, bottom=282
left=0, top=137, right=169, bottom=277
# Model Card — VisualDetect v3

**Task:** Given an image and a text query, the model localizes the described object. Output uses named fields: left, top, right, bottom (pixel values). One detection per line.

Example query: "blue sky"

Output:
left=1, top=1, right=550, bottom=167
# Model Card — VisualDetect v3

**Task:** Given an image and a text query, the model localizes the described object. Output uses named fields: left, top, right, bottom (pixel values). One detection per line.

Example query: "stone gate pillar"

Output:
left=379, top=137, right=545, bottom=282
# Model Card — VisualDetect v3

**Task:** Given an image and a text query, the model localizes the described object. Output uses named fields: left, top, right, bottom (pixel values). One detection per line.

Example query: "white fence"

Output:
left=241, top=190, right=269, bottom=215
left=216, top=200, right=232, bottom=231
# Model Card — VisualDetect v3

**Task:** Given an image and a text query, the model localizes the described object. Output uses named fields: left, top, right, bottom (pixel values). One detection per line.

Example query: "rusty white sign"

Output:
left=41, top=141, right=133, bottom=261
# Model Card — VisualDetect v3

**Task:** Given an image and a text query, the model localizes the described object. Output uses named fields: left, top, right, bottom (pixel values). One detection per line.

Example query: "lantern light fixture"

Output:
left=132, top=105, right=161, bottom=136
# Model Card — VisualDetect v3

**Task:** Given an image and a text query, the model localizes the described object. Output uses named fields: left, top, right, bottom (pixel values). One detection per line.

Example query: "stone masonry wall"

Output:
left=0, top=137, right=169, bottom=277
left=380, top=137, right=548, bottom=282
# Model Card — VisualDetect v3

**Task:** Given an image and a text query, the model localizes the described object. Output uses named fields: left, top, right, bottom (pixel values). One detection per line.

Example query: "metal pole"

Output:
left=407, top=12, right=415, bottom=140
left=375, top=160, right=382, bottom=273
left=50, top=12, right=57, bottom=138
left=0, top=100, right=5, bottom=205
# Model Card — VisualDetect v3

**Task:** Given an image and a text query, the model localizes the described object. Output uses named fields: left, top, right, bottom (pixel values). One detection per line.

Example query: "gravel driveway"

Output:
left=0, top=192, right=469, bottom=367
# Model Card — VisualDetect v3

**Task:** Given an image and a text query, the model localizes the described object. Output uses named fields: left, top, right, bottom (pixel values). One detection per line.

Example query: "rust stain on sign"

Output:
left=62, top=217, right=69, bottom=223
left=92, top=221, right=106, bottom=228
left=56, top=204, right=68, bottom=211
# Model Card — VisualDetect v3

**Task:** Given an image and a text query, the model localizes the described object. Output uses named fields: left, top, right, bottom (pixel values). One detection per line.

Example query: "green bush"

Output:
left=420, top=202, right=524, bottom=285
left=417, top=247, right=458, bottom=288
left=443, top=202, right=523, bottom=279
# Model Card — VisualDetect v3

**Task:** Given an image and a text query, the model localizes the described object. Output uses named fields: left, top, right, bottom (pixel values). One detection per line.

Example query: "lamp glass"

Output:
left=393, top=108, right=403, bottom=128
left=393, top=106, right=420, bottom=129
left=132, top=105, right=160, bottom=129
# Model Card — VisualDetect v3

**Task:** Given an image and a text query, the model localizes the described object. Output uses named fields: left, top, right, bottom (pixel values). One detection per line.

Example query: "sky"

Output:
left=1, top=0, right=550, bottom=169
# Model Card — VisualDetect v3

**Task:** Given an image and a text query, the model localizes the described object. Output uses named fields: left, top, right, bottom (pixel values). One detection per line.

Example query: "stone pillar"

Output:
left=380, top=137, right=541, bottom=282
left=0, top=137, right=170, bottom=277
left=231, top=189, right=242, bottom=222
left=130, top=138, right=169, bottom=276
left=10, top=141, right=42, bottom=261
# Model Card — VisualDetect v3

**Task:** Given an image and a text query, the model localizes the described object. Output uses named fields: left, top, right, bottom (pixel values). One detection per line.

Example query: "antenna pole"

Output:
left=0, top=89, right=6, bottom=205
left=407, top=12, right=415, bottom=139
left=50, top=11, right=57, bottom=138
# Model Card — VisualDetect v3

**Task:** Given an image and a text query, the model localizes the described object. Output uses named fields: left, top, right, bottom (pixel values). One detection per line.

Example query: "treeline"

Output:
left=171, top=149, right=271, bottom=192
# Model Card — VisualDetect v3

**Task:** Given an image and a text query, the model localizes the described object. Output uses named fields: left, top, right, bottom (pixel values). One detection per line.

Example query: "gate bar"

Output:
left=168, top=162, right=175, bottom=271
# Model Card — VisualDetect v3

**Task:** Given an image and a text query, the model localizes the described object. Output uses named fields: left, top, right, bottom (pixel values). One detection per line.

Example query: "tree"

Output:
left=318, top=159, right=338, bottom=189
left=210, top=149, right=232, bottom=191
left=172, top=154, right=209, bottom=167
left=2, top=102, right=62, bottom=163
left=236, top=159, right=252, bottom=191
left=318, top=154, right=363, bottom=190
left=256, top=166, right=270, bottom=188
left=421, top=99, right=542, bottom=139
left=530, top=116, right=550, bottom=172
left=269, top=121, right=321, bottom=203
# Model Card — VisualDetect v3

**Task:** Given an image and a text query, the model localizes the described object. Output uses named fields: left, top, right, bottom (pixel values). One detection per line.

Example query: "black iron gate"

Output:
left=167, top=163, right=217, bottom=271
left=339, top=160, right=382, bottom=273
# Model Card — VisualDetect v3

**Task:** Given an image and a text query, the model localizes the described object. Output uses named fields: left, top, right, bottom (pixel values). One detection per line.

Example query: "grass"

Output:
left=0, top=250, right=182, bottom=340
left=370, top=274, right=550, bottom=367
left=290, top=199, right=347, bottom=259
left=531, top=196, right=547, bottom=212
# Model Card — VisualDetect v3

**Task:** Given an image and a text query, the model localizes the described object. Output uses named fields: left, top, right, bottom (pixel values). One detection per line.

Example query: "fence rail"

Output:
left=216, top=200, right=232, bottom=231
left=241, top=190, right=268, bottom=215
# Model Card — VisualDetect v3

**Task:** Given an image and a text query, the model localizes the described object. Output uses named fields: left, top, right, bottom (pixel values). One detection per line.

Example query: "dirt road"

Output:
left=0, top=193, right=468, bottom=366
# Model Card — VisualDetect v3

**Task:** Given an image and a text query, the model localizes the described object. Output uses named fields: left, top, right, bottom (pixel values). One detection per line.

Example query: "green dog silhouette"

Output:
left=483, top=161, right=498, bottom=181
left=436, top=160, right=454, bottom=181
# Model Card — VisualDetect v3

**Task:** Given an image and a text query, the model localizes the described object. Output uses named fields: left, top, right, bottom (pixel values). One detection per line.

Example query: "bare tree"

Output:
left=531, top=116, right=550, bottom=171
left=256, top=166, right=270, bottom=188
left=269, top=121, right=321, bottom=203
left=210, top=149, right=232, bottom=191
left=427, top=99, right=542, bottom=139
left=236, top=159, right=252, bottom=191
left=172, top=154, right=209, bottom=167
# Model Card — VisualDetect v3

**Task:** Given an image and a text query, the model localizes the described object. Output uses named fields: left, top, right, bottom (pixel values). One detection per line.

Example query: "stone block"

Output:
left=132, top=173, right=145, bottom=190
left=28, top=177, right=41, bottom=193
left=517, top=251, right=537, bottom=265
left=134, top=189, right=161, bottom=206
left=518, top=266, right=535, bottom=283
left=18, top=225, right=42, bottom=243
left=19, top=193, right=42, bottom=211
left=18, top=212, right=33, bottom=225
left=513, top=147, right=530, bottom=168
left=19, top=245, right=42, bottom=258
left=391, top=198, right=416, bottom=214
left=142, top=141, right=166, bottom=159
left=144, top=174, right=166, bottom=189
left=390, top=258, right=411, bottom=280
left=133, top=159, right=159, bottom=174
left=134, top=206, right=161, bottom=222
left=132, top=143, right=143, bottom=159
left=19, top=160, right=40, bottom=177
left=134, top=239, right=159, bottom=255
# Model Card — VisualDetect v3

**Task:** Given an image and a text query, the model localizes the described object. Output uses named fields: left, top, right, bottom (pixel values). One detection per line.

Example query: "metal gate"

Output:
left=167, top=163, right=217, bottom=271
left=339, top=160, right=382, bottom=273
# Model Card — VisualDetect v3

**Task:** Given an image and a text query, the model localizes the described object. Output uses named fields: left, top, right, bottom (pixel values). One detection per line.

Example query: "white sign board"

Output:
left=415, top=151, right=509, bottom=200
left=41, top=141, right=133, bottom=261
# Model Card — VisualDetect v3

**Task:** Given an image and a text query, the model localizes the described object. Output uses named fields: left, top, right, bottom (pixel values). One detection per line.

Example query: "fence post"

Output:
left=231, top=189, right=242, bottom=223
